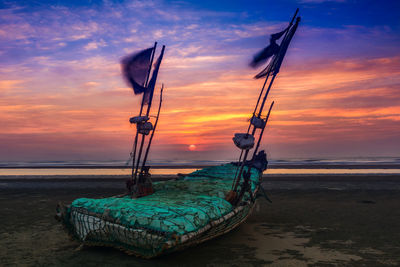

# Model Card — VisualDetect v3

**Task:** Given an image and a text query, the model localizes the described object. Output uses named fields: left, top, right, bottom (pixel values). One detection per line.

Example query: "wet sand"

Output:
left=1, top=175, right=400, bottom=266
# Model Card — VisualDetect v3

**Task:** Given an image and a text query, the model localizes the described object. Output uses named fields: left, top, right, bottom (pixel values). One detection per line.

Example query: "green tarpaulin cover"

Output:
left=70, top=164, right=260, bottom=235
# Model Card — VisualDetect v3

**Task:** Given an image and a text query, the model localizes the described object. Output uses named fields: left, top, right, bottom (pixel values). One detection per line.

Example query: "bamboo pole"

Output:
left=231, top=9, right=299, bottom=202
left=130, top=42, right=157, bottom=186
left=233, top=103, right=274, bottom=205
left=134, top=131, right=146, bottom=181
left=134, top=45, right=165, bottom=182
left=139, top=84, right=164, bottom=179
left=290, top=8, right=299, bottom=26
left=144, top=42, right=158, bottom=88
left=232, top=72, right=275, bottom=192
left=237, top=8, right=299, bottom=170
left=253, top=8, right=298, bottom=119
left=234, top=70, right=272, bottom=184
left=256, top=74, right=276, bottom=118
left=231, top=112, right=259, bottom=192
left=246, top=72, right=270, bottom=134
left=144, top=46, right=165, bottom=117
left=252, top=101, right=274, bottom=160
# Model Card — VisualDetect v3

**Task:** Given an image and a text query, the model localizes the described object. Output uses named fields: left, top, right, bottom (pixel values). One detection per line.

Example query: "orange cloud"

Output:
left=0, top=80, right=24, bottom=92
left=1, top=53, right=399, bottom=160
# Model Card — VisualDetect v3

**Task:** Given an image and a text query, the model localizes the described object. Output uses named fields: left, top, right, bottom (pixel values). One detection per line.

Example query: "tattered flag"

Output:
left=271, top=27, right=288, bottom=41
left=249, top=42, right=279, bottom=68
left=271, top=17, right=300, bottom=75
left=249, top=26, right=289, bottom=68
left=121, top=47, right=154, bottom=94
left=253, top=17, right=300, bottom=79
left=144, top=46, right=165, bottom=105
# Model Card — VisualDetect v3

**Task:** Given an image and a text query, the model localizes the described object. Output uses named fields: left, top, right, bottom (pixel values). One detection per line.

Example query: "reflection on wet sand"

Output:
left=232, top=222, right=361, bottom=266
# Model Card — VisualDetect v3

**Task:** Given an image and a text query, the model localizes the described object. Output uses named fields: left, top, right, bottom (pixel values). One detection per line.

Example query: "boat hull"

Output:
left=57, top=163, right=262, bottom=258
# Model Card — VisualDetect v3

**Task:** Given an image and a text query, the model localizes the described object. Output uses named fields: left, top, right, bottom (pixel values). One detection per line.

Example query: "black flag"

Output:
left=271, top=17, right=300, bottom=75
left=249, top=26, right=289, bottom=68
left=144, top=46, right=165, bottom=105
left=254, top=17, right=300, bottom=79
left=121, top=47, right=154, bottom=94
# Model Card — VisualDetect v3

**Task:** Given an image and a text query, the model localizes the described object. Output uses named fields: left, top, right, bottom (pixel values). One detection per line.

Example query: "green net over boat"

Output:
left=60, top=163, right=262, bottom=258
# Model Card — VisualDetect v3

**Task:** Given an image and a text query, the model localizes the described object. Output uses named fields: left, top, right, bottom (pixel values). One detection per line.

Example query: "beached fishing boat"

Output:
left=56, top=10, right=300, bottom=258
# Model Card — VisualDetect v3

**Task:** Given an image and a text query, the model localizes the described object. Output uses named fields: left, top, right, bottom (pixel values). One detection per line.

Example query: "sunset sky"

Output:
left=1, top=0, right=399, bottom=162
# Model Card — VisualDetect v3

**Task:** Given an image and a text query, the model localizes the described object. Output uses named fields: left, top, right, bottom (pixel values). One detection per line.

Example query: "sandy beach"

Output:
left=1, top=175, right=400, bottom=266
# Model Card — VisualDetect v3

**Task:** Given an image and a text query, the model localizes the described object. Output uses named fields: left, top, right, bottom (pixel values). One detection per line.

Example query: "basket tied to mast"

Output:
left=232, top=133, right=255, bottom=150
left=129, top=115, right=149, bottom=124
left=250, top=115, right=266, bottom=129
left=130, top=116, right=154, bottom=135
left=136, top=121, right=153, bottom=135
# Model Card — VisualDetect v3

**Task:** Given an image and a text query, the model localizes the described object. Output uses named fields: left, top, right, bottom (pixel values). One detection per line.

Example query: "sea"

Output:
left=1, top=157, right=400, bottom=177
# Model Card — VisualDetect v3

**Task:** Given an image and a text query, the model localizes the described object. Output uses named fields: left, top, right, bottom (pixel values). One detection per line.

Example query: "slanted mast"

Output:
left=227, top=9, right=301, bottom=205
left=121, top=42, right=166, bottom=197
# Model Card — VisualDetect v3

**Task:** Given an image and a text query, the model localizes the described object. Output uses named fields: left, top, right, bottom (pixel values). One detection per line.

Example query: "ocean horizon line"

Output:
left=1, top=157, right=400, bottom=169
left=1, top=164, right=400, bottom=170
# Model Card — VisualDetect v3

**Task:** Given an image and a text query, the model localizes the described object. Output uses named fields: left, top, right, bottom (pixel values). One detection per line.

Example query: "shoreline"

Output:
left=1, top=164, right=400, bottom=169
left=0, top=173, right=399, bottom=180
left=1, top=174, right=399, bottom=191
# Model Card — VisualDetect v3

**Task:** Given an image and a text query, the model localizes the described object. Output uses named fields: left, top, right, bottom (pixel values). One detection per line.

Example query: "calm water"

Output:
left=1, top=157, right=400, bottom=168
left=0, top=157, right=399, bottom=176
left=0, top=168, right=400, bottom=177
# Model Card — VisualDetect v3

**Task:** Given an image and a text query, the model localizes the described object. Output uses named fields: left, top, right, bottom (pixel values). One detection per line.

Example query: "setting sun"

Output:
left=188, top=144, right=197, bottom=151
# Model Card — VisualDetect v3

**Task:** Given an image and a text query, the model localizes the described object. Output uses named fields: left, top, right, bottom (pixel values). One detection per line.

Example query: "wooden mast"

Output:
left=232, top=74, right=276, bottom=193
left=133, top=45, right=165, bottom=188
left=130, top=42, right=157, bottom=188
left=229, top=9, right=300, bottom=204
left=234, top=8, right=299, bottom=173
left=139, top=84, right=164, bottom=181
